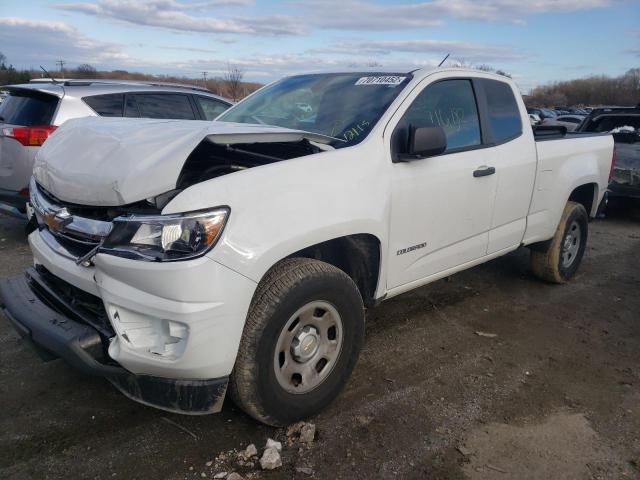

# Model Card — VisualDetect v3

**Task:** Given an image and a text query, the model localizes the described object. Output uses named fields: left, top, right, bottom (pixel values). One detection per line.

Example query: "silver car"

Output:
left=0, top=79, right=232, bottom=217
left=541, top=114, right=585, bottom=132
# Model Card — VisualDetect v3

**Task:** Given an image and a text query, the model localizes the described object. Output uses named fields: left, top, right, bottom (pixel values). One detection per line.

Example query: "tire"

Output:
left=530, top=201, right=589, bottom=283
left=230, top=257, right=365, bottom=426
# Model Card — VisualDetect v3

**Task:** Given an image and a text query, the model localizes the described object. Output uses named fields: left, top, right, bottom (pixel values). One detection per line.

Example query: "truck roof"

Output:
left=277, top=67, right=515, bottom=86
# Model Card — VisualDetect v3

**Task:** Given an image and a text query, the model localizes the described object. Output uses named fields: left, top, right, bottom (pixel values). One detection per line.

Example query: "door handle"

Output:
left=473, top=166, right=496, bottom=178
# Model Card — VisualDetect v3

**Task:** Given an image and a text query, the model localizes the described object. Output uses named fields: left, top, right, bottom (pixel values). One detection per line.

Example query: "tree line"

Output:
left=525, top=68, right=640, bottom=107
left=0, top=53, right=261, bottom=101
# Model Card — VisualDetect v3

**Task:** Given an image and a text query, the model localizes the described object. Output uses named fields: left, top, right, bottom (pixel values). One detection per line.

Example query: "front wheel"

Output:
left=530, top=201, right=589, bottom=283
left=230, top=258, right=365, bottom=426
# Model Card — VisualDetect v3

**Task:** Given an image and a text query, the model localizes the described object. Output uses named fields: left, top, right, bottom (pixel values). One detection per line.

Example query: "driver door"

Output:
left=386, top=78, right=497, bottom=290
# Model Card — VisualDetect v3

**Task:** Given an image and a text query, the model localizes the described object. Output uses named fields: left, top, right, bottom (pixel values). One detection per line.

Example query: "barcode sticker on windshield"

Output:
left=355, top=76, right=406, bottom=86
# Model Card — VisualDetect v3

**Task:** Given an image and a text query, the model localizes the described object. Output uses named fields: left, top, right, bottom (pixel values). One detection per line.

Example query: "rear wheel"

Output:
left=230, top=258, right=364, bottom=426
left=530, top=201, right=588, bottom=283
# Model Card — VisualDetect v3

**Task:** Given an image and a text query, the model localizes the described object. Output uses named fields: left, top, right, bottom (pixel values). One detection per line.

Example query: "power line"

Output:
left=56, top=60, right=65, bottom=79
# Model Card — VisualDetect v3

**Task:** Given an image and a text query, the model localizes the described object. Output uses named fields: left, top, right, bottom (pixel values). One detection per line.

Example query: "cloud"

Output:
left=54, top=0, right=303, bottom=36
left=161, top=45, right=219, bottom=54
left=308, top=39, right=527, bottom=63
left=52, top=0, right=612, bottom=38
left=624, top=48, right=640, bottom=57
left=171, top=52, right=445, bottom=80
left=0, top=17, right=130, bottom=65
left=295, top=0, right=611, bottom=29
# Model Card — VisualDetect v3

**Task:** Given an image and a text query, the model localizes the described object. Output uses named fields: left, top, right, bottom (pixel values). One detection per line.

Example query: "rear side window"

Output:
left=482, top=80, right=522, bottom=142
left=400, top=79, right=481, bottom=152
left=0, top=90, right=58, bottom=125
left=134, top=93, right=196, bottom=120
left=83, top=94, right=124, bottom=117
left=195, top=96, right=230, bottom=120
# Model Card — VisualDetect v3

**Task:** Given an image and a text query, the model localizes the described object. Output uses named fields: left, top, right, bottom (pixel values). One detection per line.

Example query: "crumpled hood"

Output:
left=33, top=117, right=334, bottom=206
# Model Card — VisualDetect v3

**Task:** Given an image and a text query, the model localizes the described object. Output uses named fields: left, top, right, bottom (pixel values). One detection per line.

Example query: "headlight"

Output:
left=100, top=208, right=229, bottom=261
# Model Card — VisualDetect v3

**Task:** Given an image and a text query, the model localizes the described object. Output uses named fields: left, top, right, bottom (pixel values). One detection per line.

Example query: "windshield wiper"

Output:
left=294, top=128, right=346, bottom=144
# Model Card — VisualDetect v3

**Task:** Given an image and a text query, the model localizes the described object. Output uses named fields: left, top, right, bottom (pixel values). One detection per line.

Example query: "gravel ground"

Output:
left=1, top=199, right=639, bottom=480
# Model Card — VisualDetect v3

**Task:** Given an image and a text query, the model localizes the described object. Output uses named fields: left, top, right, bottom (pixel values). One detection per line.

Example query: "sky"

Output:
left=0, top=0, right=638, bottom=93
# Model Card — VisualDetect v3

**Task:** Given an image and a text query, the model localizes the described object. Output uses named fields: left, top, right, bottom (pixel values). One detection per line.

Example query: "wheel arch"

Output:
left=256, top=233, right=383, bottom=308
left=568, top=182, right=599, bottom=218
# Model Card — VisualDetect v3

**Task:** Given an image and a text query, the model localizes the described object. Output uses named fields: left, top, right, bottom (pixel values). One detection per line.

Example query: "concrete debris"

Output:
left=259, top=447, right=282, bottom=470
left=214, top=472, right=227, bottom=479
left=299, top=423, right=316, bottom=443
left=227, top=473, right=244, bottom=480
left=265, top=438, right=282, bottom=452
left=286, top=421, right=317, bottom=445
left=296, top=466, right=314, bottom=476
left=475, top=331, right=497, bottom=338
left=237, top=444, right=258, bottom=461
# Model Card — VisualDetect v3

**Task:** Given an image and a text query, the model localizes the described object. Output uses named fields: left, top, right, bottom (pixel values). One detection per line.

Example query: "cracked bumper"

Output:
left=0, top=271, right=228, bottom=414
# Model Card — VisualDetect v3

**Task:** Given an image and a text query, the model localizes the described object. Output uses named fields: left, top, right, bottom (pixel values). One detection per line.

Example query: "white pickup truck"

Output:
left=0, top=68, right=614, bottom=426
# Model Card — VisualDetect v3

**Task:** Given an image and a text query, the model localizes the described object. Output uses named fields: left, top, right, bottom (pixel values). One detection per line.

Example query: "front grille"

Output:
left=30, top=181, right=113, bottom=260
left=30, top=180, right=161, bottom=261
left=29, top=265, right=114, bottom=338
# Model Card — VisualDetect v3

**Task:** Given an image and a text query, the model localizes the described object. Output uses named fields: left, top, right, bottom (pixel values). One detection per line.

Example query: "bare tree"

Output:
left=75, top=63, right=97, bottom=78
left=223, top=62, right=244, bottom=101
left=525, top=69, right=640, bottom=107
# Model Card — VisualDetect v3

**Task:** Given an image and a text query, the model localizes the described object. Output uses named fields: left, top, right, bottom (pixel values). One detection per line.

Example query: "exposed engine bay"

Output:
left=177, top=138, right=323, bottom=190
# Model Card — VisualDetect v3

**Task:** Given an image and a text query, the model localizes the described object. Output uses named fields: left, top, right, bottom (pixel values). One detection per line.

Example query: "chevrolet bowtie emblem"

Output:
left=43, top=208, right=72, bottom=233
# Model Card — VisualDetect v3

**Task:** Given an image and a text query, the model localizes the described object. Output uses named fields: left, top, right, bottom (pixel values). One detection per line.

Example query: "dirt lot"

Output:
left=1, top=200, right=639, bottom=480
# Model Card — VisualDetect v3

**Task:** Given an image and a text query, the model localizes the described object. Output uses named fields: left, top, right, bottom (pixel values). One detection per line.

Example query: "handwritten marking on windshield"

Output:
left=342, top=120, right=371, bottom=142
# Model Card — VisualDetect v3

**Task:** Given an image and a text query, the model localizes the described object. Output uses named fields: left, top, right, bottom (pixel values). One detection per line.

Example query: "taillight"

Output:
left=609, top=146, right=616, bottom=182
left=1, top=125, right=57, bottom=146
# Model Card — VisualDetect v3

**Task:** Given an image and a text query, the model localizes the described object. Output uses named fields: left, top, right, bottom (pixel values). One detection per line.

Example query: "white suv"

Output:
left=0, top=79, right=232, bottom=217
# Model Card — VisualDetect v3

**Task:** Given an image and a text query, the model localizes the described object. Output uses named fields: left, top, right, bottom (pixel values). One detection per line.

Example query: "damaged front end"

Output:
left=2, top=118, right=335, bottom=413
left=0, top=266, right=228, bottom=414
left=33, top=117, right=335, bottom=207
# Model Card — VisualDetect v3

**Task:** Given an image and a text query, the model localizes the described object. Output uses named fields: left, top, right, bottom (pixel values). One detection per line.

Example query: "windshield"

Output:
left=218, top=73, right=412, bottom=148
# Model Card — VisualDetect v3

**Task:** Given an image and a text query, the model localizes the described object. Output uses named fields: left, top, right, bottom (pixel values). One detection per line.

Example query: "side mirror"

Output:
left=409, top=126, right=447, bottom=158
left=393, top=125, right=447, bottom=162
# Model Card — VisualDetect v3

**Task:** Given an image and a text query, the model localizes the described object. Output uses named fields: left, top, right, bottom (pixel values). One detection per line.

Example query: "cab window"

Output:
left=482, top=79, right=522, bottom=142
left=400, top=79, right=481, bottom=152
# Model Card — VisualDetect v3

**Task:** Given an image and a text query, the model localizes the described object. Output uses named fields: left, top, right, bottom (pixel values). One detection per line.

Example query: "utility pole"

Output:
left=56, top=60, right=65, bottom=79
left=201, top=71, right=208, bottom=89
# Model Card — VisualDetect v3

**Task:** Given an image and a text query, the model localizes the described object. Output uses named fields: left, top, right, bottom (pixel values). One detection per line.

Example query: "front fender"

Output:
left=163, top=142, right=390, bottom=284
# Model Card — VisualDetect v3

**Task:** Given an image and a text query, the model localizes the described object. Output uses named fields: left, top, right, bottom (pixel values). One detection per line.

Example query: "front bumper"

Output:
left=0, top=269, right=228, bottom=414
left=28, top=228, right=257, bottom=380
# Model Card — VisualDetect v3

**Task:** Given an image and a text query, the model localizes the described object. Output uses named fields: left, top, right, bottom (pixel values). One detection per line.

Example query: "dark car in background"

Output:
left=578, top=106, right=640, bottom=198
left=0, top=79, right=232, bottom=217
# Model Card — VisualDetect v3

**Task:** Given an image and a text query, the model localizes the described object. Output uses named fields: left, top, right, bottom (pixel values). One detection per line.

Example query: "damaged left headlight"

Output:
left=100, top=208, right=229, bottom=261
